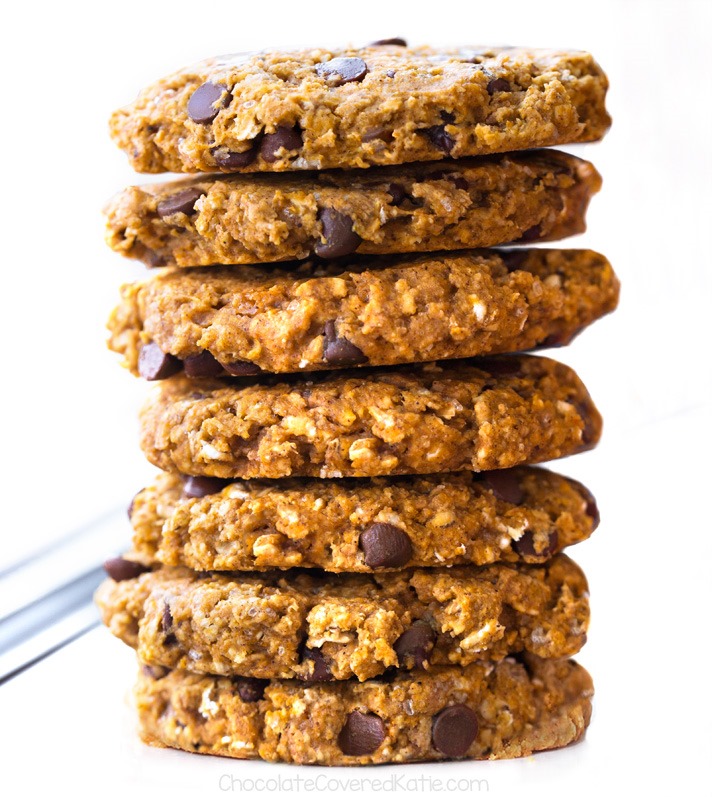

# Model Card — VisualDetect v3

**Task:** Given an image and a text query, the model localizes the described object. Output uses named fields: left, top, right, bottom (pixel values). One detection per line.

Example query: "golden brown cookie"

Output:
left=110, top=44, right=610, bottom=174
left=109, top=249, right=619, bottom=378
left=129, top=466, right=599, bottom=573
left=135, top=655, right=593, bottom=764
left=104, top=151, right=600, bottom=267
left=138, top=355, right=601, bottom=479
left=96, top=556, right=588, bottom=681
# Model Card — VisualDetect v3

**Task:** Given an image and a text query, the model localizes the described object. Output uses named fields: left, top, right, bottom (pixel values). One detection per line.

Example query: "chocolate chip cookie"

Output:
left=138, top=355, right=601, bottom=479
left=109, top=248, right=618, bottom=378
left=135, top=654, right=593, bottom=763
left=104, top=151, right=600, bottom=267
left=110, top=44, right=610, bottom=174
left=129, top=466, right=599, bottom=572
left=96, top=555, right=588, bottom=681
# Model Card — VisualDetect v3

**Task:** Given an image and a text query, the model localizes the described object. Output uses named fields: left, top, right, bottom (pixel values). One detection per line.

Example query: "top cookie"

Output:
left=110, top=44, right=610, bottom=174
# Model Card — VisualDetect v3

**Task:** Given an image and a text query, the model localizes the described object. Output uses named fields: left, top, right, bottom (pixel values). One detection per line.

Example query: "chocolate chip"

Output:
left=440, top=111, right=456, bottom=124
left=385, top=69, right=396, bottom=78
left=182, top=476, right=232, bottom=499
left=483, top=470, right=524, bottom=505
left=431, top=705, right=479, bottom=757
left=569, top=479, right=600, bottom=529
left=513, top=530, right=559, bottom=559
left=487, top=77, right=511, bottom=94
left=183, top=350, right=226, bottom=378
left=394, top=621, right=435, bottom=668
left=315, top=208, right=362, bottom=258
left=138, top=343, right=182, bottom=381
left=222, top=360, right=262, bottom=377
left=235, top=677, right=267, bottom=703
left=423, top=125, right=455, bottom=154
left=212, top=145, right=258, bottom=169
left=448, top=176, right=469, bottom=191
left=338, top=712, right=386, bottom=756
left=316, top=57, right=369, bottom=86
left=161, top=602, right=173, bottom=634
left=518, top=224, right=542, bottom=242
left=498, top=249, right=528, bottom=271
left=300, top=647, right=334, bottom=682
left=103, top=557, right=150, bottom=582
left=388, top=183, right=407, bottom=205
left=188, top=82, right=230, bottom=124
left=143, top=249, right=166, bottom=269
left=360, top=523, right=413, bottom=568
left=127, top=490, right=141, bottom=520
left=260, top=126, right=303, bottom=163
left=323, top=320, right=368, bottom=366
left=156, top=188, right=204, bottom=218
left=370, top=37, right=407, bottom=46
left=142, top=664, right=168, bottom=679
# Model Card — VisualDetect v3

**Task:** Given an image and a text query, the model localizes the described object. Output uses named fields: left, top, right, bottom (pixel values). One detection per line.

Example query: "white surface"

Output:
left=1, top=0, right=711, bottom=794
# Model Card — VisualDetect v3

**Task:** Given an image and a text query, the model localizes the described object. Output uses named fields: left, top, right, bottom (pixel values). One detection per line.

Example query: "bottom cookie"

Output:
left=135, top=655, right=592, bottom=765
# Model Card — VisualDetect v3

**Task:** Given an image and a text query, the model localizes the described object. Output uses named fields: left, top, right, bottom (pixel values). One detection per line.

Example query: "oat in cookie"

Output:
left=138, top=355, right=601, bottom=479
left=108, top=248, right=618, bottom=377
left=134, top=654, right=593, bottom=763
left=96, top=555, right=588, bottom=681
left=110, top=44, right=610, bottom=174
left=104, top=151, right=600, bottom=267
left=128, top=466, right=599, bottom=572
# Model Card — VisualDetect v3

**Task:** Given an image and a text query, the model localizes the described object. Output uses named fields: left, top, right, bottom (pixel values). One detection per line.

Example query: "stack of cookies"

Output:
left=97, top=42, right=617, bottom=765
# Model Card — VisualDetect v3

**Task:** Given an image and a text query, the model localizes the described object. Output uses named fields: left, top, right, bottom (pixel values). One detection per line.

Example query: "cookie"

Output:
left=135, top=654, right=593, bottom=764
left=110, top=44, right=610, bottom=174
left=109, top=249, right=618, bottom=378
left=96, top=555, right=588, bottom=681
left=129, top=466, right=599, bottom=573
left=138, top=355, right=601, bottom=479
left=104, top=151, right=600, bottom=268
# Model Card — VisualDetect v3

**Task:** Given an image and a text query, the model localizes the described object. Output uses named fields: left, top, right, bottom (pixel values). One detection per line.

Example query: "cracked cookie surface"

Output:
left=96, top=555, right=588, bottom=681
left=110, top=44, right=610, bottom=174
left=134, top=654, right=593, bottom=764
left=138, top=355, right=601, bottom=479
left=129, top=466, right=599, bottom=572
left=109, top=248, right=618, bottom=376
left=104, top=151, right=600, bottom=267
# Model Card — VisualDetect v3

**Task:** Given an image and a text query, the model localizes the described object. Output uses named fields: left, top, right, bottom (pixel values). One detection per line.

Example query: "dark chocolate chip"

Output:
left=537, top=330, right=575, bottom=349
left=222, top=360, right=262, bottom=377
left=487, top=77, right=511, bottom=94
left=423, top=125, right=455, bottom=154
left=182, top=476, right=232, bottom=499
left=362, top=127, right=393, bottom=142
left=316, top=57, right=369, bottom=86
left=156, top=188, right=204, bottom=218
left=260, top=126, right=303, bottom=163
left=338, top=711, right=386, bottom=756
left=448, top=175, right=469, bottom=191
left=211, top=145, right=258, bottom=169
left=569, top=479, right=600, bottom=529
left=183, top=350, right=226, bottom=378
left=370, top=38, right=407, bottom=46
left=127, top=490, right=141, bottom=520
left=315, top=208, right=362, bottom=258
left=103, top=557, right=150, bottom=582
left=394, top=621, right=436, bottom=668
left=498, top=249, right=528, bottom=271
left=483, top=470, right=524, bottom=505
left=143, top=249, right=166, bottom=269
left=142, top=664, right=168, bottom=679
left=138, top=343, right=182, bottom=381
left=300, top=647, right=334, bottom=682
left=161, top=602, right=173, bottom=634
left=440, top=110, right=456, bottom=124
left=431, top=705, right=479, bottom=757
left=388, top=183, right=407, bottom=205
left=360, top=522, right=413, bottom=568
left=188, top=82, right=230, bottom=124
left=518, top=224, right=542, bottom=242
left=235, top=677, right=267, bottom=703
left=513, top=530, right=559, bottom=559
left=322, top=320, right=368, bottom=366
left=385, top=69, right=396, bottom=78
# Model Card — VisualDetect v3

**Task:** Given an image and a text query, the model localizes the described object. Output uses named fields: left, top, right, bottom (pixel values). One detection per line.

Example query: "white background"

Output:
left=1, top=0, right=711, bottom=794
